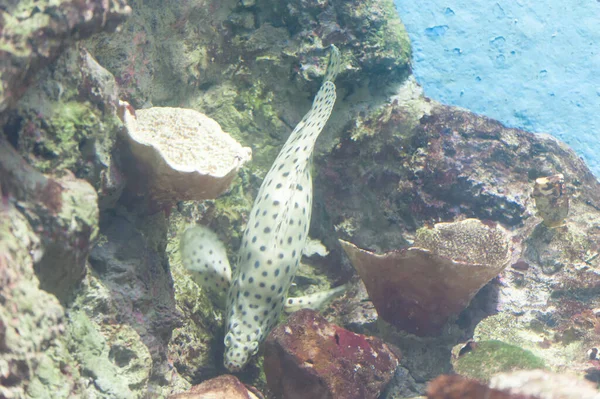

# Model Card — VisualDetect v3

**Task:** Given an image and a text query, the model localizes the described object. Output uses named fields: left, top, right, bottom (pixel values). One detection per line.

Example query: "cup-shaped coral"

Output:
left=121, top=104, right=251, bottom=203
left=340, top=219, right=511, bottom=336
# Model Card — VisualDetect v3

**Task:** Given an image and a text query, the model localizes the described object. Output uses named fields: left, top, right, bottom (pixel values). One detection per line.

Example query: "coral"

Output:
left=452, top=340, right=546, bottom=382
left=341, top=219, right=511, bottom=335
left=121, top=105, right=252, bottom=204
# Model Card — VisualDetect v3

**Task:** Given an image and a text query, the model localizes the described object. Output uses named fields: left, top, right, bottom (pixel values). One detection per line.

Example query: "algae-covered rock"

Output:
left=0, top=198, right=83, bottom=398
left=452, top=340, right=545, bottom=382
left=0, top=139, right=99, bottom=302
left=0, top=0, right=131, bottom=112
left=4, top=45, right=126, bottom=210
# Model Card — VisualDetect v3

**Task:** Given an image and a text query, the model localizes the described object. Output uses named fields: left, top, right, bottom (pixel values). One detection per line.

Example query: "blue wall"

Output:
left=394, top=0, right=600, bottom=177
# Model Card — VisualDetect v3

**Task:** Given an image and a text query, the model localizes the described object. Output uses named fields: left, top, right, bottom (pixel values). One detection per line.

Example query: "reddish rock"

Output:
left=264, top=309, right=399, bottom=399
left=169, top=375, right=262, bottom=399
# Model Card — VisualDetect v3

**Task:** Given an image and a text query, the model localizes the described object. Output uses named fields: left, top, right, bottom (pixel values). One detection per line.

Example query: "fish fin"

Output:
left=283, top=283, right=349, bottom=314
left=180, top=225, right=232, bottom=307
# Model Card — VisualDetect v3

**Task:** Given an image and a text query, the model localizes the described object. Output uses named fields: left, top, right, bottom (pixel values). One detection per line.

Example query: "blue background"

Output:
left=393, top=0, right=600, bottom=177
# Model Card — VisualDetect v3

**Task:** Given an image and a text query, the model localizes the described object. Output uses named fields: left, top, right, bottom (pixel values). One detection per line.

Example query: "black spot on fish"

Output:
left=254, top=261, right=260, bottom=268
left=244, top=291, right=250, bottom=297
left=264, top=227, right=271, bottom=233
left=260, top=246, right=266, bottom=252
left=262, top=271, right=268, bottom=277
left=274, top=269, right=280, bottom=277
left=252, top=236, right=257, bottom=243
left=249, top=277, right=254, bottom=283
left=255, top=294, right=262, bottom=299
left=276, top=183, right=282, bottom=189
left=259, top=282, right=265, bottom=288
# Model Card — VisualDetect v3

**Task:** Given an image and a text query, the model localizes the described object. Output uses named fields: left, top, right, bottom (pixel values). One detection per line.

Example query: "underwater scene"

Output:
left=1, top=1, right=600, bottom=398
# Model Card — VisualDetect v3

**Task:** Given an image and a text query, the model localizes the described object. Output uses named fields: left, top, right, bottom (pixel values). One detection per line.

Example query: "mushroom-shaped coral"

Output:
left=340, top=219, right=511, bottom=336
left=121, top=105, right=251, bottom=203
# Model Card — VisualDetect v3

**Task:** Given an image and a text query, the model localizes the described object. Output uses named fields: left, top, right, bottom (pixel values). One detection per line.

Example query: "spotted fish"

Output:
left=223, top=45, right=341, bottom=371
left=181, top=224, right=347, bottom=314
left=180, top=224, right=232, bottom=306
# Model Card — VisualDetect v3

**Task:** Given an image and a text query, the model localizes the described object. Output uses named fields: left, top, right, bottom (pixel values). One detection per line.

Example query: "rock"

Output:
left=0, top=0, right=131, bottom=112
left=427, top=371, right=600, bottom=399
left=0, top=184, right=83, bottom=397
left=490, top=370, right=600, bottom=399
left=264, top=309, right=399, bottom=399
left=121, top=105, right=252, bottom=204
left=87, top=213, right=185, bottom=382
left=0, top=137, right=99, bottom=301
left=340, top=219, right=511, bottom=336
left=426, top=375, right=534, bottom=399
left=169, top=375, right=262, bottom=399
left=4, top=45, right=127, bottom=210
left=451, top=340, right=546, bottom=382
left=532, top=174, right=569, bottom=228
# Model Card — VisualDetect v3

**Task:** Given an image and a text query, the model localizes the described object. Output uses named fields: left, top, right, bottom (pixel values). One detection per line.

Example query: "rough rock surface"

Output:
left=0, top=139, right=98, bottom=301
left=0, top=198, right=83, bottom=398
left=169, top=374, right=262, bottom=399
left=264, top=309, right=399, bottom=399
left=427, top=371, right=600, bottom=399
left=426, top=375, right=534, bottom=399
left=0, top=0, right=131, bottom=112
left=316, top=77, right=600, bottom=394
left=341, top=219, right=510, bottom=335
left=4, top=45, right=127, bottom=211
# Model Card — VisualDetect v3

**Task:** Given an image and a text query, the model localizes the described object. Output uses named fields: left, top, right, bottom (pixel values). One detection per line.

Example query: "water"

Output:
left=394, top=0, right=600, bottom=177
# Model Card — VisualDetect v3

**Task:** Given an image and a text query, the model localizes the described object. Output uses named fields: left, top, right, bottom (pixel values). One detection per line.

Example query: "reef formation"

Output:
left=2, top=0, right=600, bottom=398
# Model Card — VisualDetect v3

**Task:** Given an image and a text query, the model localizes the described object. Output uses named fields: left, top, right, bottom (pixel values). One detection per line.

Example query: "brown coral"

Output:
left=341, top=219, right=511, bottom=336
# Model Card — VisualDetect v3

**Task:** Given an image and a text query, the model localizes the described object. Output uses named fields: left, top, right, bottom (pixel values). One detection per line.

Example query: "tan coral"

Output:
left=121, top=104, right=252, bottom=203
left=340, top=219, right=511, bottom=336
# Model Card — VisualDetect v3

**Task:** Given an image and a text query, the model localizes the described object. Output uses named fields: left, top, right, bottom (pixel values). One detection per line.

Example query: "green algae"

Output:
left=453, top=340, right=546, bottom=381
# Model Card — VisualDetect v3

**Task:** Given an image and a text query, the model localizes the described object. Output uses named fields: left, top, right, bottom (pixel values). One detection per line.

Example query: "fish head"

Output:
left=223, top=330, right=260, bottom=372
